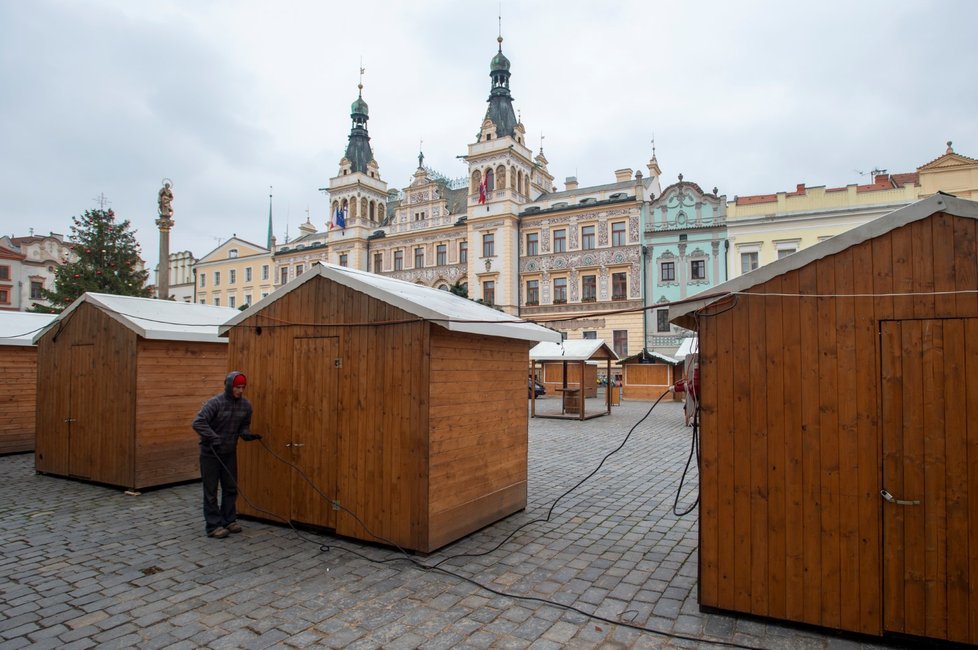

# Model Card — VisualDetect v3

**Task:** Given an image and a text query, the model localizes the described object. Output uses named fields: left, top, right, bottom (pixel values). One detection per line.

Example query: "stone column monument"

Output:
left=156, top=179, right=174, bottom=299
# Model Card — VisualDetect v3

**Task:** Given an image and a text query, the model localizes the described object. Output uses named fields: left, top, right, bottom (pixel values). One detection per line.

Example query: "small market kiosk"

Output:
left=529, top=339, right=618, bottom=420
left=220, top=263, right=561, bottom=553
left=669, top=194, right=978, bottom=644
left=0, top=311, right=55, bottom=454
left=33, top=293, right=239, bottom=490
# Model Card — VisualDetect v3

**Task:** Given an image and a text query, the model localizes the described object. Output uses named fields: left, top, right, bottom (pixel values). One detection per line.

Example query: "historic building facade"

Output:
left=0, top=232, right=75, bottom=311
left=645, top=175, right=727, bottom=354
left=295, top=36, right=673, bottom=360
left=725, top=142, right=978, bottom=280
left=194, top=236, right=274, bottom=309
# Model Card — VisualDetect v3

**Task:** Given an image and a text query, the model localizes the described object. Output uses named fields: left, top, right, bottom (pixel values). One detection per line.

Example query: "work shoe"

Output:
left=208, top=526, right=229, bottom=539
left=225, top=522, right=242, bottom=534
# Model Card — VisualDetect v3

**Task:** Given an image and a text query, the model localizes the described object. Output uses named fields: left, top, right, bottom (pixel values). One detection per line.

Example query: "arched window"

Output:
left=486, top=168, right=495, bottom=191
left=360, top=198, right=368, bottom=220
left=471, top=170, right=482, bottom=194
left=496, top=165, right=506, bottom=190
left=379, top=202, right=385, bottom=220
left=369, top=201, right=376, bottom=221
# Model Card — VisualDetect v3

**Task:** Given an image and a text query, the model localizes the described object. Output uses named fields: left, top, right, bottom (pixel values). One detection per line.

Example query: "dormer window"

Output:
left=228, top=249, right=238, bottom=258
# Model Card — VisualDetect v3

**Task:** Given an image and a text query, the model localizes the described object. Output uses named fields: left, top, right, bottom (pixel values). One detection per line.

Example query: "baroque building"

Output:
left=295, top=35, right=674, bottom=364
left=0, top=232, right=75, bottom=311
left=645, top=174, right=727, bottom=354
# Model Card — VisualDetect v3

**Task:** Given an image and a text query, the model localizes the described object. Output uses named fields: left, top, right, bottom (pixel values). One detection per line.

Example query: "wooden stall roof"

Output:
left=673, top=336, right=698, bottom=361
left=619, top=349, right=677, bottom=364
left=32, top=293, right=240, bottom=344
left=221, top=262, right=563, bottom=343
left=670, top=192, right=978, bottom=330
left=0, top=312, right=55, bottom=347
left=529, top=339, right=619, bottom=362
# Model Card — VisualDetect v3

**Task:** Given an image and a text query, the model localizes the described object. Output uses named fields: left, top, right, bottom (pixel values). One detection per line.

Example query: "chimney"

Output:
left=614, top=168, right=633, bottom=182
left=564, top=176, right=578, bottom=191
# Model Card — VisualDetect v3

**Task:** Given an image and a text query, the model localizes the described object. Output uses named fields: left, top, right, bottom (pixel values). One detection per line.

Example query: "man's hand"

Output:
left=240, top=432, right=263, bottom=442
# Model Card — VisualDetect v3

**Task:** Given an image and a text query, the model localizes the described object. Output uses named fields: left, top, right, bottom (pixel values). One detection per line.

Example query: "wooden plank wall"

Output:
left=541, top=362, right=597, bottom=397
left=34, top=304, right=137, bottom=487
left=697, top=212, right=978, bottom=638
left=229, top=277, right=429, bottom=551
left=622, top=363, right=673, bottom=400
left=428, top=330, right=530, bottom=551
left=133, top=340, right=227, bottom=489
left=0, top=346, right=38, bottom=454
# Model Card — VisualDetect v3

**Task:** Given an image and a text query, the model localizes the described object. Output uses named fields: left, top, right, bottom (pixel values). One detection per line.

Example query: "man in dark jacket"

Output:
left=192, top=371, right=261, bottom=538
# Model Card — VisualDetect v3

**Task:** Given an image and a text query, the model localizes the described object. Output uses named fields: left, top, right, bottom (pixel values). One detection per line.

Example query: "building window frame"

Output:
left=611, top=221, right=626, bottom=246
left=483, top=280, right=495, bottom=306
left=656, top=309, right=670, bottom=333
left=553, top=277, right=567, bottom=304
left=581, top=224, right=596, bottom=250
left=526, top=232, right=538, bottom=256
left=613, top=329, right=628, bottom=358
left=611, top=271, right=627, bottom=300
left=525, top=279, right=539, bottom=305
left=482, top=232, right=495, bottom=258
left=553, top=229, right=566, bottom=253
left=582, top=274, right=597, bottom=302
left=436, top=244, right=446, bottom=266
left=690, top=259, right=707, bottom=281
left=394, top=250, right=404, bottom=271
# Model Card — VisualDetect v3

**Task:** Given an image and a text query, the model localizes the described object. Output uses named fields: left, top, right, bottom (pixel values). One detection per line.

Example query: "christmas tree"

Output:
left=31, top=208, right=151, bottom=312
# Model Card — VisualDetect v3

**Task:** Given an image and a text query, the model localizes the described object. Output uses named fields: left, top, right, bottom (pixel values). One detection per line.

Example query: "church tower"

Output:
left=464, top=34, right=552, bottom=314
left=325, top=76, right=389, bottom=270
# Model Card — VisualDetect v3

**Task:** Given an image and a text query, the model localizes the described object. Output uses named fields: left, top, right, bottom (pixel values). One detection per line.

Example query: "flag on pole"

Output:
left=478, top=174, right=488, bottom=205
left=331, top=206, right=347, bottom=230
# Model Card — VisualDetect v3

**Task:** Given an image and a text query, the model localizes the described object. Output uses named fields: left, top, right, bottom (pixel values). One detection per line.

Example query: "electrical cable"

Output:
left=197, top=394, right=767, bottom=649
left=0, top=324, right=49, bottom=340
left=673, top=405, right=700, bottom=517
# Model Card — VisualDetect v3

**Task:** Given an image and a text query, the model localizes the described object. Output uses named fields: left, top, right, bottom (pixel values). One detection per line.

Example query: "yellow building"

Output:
left=194, top=237, right=274, bottom=309
left=726, top=142, right=978, bottom=279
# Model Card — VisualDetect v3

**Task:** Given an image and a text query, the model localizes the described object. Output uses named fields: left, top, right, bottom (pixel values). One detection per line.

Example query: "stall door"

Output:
left=68, top=344, right=96, bottom=479
left=290, top=337, right=339, bottom=529
left=881, top=319, right=978, bottom=644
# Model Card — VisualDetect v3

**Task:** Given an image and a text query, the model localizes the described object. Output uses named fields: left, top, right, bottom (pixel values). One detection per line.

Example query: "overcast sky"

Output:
left=2, top=0, right=976, bottom=273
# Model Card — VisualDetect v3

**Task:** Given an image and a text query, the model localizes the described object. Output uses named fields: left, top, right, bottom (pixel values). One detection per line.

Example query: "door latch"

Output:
left=64, top=418, right=76, bottom=423
left=285, top=442, right=305, bottom=448
left=880, top=489, right=920, bottom=506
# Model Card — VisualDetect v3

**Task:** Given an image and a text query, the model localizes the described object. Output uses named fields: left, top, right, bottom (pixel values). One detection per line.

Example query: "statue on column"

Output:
left=156, top=179, right=174, bottom=299
left=158, top=180, right=174, bottom=221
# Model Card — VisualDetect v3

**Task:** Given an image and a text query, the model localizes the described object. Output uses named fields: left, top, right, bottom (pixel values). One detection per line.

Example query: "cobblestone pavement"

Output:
left=1, top=399, right=903, bottom=649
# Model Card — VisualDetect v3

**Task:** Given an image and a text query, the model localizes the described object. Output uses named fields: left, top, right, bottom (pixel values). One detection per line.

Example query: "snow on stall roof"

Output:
left=674, top=337, right=698, bottom=361
left=0, top=312, right=56, bottom=346
left=221, top=263, right=563, bottom=343
left=32, top=293, right=241, bottom=344
left=529, top=339, right=618, bottom=362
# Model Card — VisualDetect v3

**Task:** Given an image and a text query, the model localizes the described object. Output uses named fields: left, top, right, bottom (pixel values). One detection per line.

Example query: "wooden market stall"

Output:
left=220, top=263, right=561, bottom=553
left=618, top=349, right=678, bottom=401
left=0, top=312, right=55, bottom=454
left=669, top=193, right=978, bottom=644
left=33, top=293, right=239, bottom=490
left=529, top=339, right=618, bottom=420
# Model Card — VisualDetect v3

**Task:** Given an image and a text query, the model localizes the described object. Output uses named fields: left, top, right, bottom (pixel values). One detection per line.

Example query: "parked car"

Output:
left=529, top=379, right=546, bottom=398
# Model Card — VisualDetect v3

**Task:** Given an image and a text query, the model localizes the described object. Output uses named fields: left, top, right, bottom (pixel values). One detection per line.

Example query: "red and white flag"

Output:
left=478, top=174, right=488, bottom=205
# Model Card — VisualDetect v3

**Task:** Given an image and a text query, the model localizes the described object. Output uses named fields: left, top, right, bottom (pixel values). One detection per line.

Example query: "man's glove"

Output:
left=240, top=432, right=263, bottom=442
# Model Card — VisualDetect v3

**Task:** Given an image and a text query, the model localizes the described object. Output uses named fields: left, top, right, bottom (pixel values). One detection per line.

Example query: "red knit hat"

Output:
left=232, top=374, right=247, bottom=387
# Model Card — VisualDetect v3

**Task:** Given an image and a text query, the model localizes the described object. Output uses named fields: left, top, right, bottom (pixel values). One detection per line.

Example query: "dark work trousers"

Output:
left=200, top=449, right=238, bottom=533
